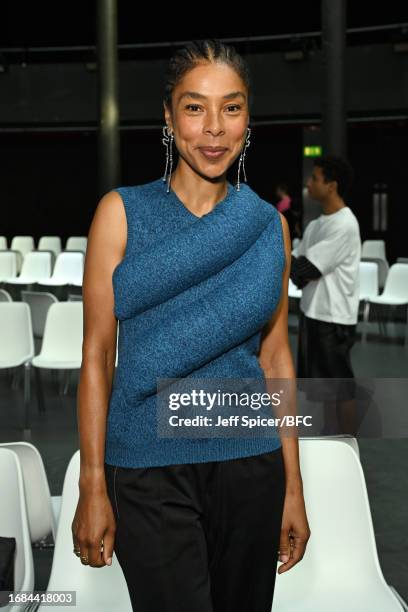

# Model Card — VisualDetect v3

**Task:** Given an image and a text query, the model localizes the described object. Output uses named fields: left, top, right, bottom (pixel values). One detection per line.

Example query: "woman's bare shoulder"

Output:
left=88, top=190, right=127, bottom=257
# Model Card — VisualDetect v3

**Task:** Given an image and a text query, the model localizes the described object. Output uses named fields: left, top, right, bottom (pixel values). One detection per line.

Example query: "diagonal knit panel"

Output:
left=104, top=177, right=286, bottom=468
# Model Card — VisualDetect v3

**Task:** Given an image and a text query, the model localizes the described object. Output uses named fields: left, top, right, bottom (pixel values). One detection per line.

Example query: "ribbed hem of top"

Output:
left=104, top=437, right=282, bottom=468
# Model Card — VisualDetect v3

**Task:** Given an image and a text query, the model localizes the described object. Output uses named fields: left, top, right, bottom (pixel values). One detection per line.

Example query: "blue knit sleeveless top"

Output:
left=104, top=176, right=285, bottom=468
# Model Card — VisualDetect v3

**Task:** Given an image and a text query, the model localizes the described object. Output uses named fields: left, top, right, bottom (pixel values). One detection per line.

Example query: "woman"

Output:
left=72, top=39, right=310, bottom=611
left=275, top=182, right=292, bottom=214
left=275, top=181, right=301, bottom=241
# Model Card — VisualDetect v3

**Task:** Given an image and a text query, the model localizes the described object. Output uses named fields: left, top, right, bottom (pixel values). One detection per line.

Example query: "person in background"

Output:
left=275, top=182, right=292, bottom=213
left=275, top=182, right=300, bottom=240
left=290, top=155, right=362, bottom=435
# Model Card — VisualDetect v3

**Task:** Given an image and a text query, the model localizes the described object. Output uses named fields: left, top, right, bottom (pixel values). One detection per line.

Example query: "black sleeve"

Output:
left=290, top=255, right=322, bottom=289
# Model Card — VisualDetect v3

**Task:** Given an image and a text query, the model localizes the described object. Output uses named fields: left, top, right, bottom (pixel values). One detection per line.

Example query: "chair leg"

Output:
left=58, top=370, right=70, bottom=396
left=63, top=370, right=70, bottom=395
left=23, top=362, right=32, bottom=439
left=52, top=369, right=59, bottom=394
left=376, top=303, right=384, bottom=336
left=405, top=305, right=408, bottom=349
left=34, top=367, right=45, bottom=412
left=383, top=304, right=389, bottom=337
left=362, top=301, right=370, bottom=343
left=11, top=366, right=20, bottom=390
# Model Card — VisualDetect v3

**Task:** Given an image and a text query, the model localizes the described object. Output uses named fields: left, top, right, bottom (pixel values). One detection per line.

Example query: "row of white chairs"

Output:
left=0, top=290, right=81, bottom=337
left=0, top=237, right=392, bottom=260
left=289, top=262, right=408, bottom=344
left=0, top=235, right=87, bottom=257
left=0, top=301, right=117, bottom=428
left=1, top=438, right=406, bottom=611
left=0, top=251, right=84, bottom=286
left=289, top=260, right=408, bottom=305
left=0, top=235, right=87, bottom=275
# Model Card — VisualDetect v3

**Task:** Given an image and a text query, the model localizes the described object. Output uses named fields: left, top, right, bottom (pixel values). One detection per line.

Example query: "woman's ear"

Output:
left=163, top=103, right=174, bottom=133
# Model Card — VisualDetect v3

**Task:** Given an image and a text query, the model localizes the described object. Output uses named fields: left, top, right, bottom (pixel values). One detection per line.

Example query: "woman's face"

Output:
left=164, top=62, right=250, bottom=180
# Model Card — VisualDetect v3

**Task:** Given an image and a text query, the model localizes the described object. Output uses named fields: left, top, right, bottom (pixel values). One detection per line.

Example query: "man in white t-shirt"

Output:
left=290, top=155, right=361, bottom=434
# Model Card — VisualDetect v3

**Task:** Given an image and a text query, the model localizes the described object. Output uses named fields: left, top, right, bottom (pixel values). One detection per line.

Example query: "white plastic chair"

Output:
left=0, top=251, right=18, bottom=281
left=31, top=302, right=83, bottom=369
left=361, top=256, right=389, bottom=290
left=0, top=288, right=12, bottom=301
left=0, top=235, right=7, bottom=249
left=288, top=277, right=302, bottom=299
left=363, top=264, right=408, bottom=345
left=38, top=236, right=62, bottom=258
left=37, top=450, right=133, bottom=612
left=359, top=261, right=380, bottom=332
left=4, top=251, right=52, bottom=284
left=31, top=302, right=83, bottom=407
left=0, top=448, right=35, bottom=612
left=10, top=236, right=35, bottom=274
left=0, top=442, right=59, bottom=543
left=362, top=239, right=386, bottom=260
left=36, top=252, right=84, bottom=286
left=0, top=303, right=35, bottom=368
left=0, top=303, right=35, bottom=434
left=304, top=434, right=360, bottom=460
left=368, top=264, right=408, bottom=305
left=65, top=236, right=87, bottom=253
left=359, top=261, right=379, bottom=300
left=10, top=235, right=35, bottom=258
left=21, top=290, right=58, bottom=338
left=273, top=439, right=406, bottom=611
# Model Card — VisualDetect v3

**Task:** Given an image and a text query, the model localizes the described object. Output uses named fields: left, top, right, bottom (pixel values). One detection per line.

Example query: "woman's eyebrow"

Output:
left=178, top=91, right=246, bottom=102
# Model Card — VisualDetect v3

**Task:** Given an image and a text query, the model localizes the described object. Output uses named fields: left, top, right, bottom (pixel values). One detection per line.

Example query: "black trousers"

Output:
left=296, top=311, right=358, bottom=402
left=104, top=446, right=286, bottom=612
left=297, top=312, right=357, bottom=379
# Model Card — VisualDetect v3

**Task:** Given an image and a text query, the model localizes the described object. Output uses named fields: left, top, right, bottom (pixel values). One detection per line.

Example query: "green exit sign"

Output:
left=304, top=146, right=322, bottom=157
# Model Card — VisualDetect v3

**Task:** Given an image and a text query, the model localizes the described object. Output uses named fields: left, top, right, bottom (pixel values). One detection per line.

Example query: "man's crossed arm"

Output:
left=290, top=255, right=322, bottom=289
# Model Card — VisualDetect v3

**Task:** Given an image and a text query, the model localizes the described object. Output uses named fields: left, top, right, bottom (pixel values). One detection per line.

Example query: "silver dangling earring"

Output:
left=236, top=127, right=251, bottom=191
left=162, top=125, right=174, bottom=193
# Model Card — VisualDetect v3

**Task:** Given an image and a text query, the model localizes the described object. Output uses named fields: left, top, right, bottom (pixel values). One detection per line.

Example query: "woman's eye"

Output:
left=185, top=104, right=241, bottom=112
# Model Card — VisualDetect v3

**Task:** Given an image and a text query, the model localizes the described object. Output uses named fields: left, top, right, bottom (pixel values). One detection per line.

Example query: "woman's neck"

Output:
left=170, top=165, right=229, bottom=217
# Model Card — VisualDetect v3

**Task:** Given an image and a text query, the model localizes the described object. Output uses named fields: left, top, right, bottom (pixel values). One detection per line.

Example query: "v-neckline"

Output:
left=164, top=178, right=235, bottom=220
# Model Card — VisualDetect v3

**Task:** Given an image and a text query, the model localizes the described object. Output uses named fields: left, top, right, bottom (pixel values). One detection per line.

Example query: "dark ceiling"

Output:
left=1, top=2, right=407, bottom=49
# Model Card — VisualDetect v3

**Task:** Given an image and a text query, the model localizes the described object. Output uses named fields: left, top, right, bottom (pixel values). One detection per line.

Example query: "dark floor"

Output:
left=1, top=312, right=407, bottom=603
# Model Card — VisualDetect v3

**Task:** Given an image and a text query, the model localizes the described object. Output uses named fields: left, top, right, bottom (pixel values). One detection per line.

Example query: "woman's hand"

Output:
left=71, top=488, right=116, bottom=568
left=278, top=488, right=311, bottom=574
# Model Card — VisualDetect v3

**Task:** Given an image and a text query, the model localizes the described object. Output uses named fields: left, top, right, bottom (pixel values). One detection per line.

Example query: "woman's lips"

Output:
left=199, top=148, right=228, bottom=160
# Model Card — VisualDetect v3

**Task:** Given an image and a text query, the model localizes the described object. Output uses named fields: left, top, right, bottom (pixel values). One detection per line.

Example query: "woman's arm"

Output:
left=258, top=212, right=302, bottom=492
left=258, top=212, right=311, bottom=574
left=72, top=189, right=127, bottom=567
left=77, top=189, right=126, bottom=488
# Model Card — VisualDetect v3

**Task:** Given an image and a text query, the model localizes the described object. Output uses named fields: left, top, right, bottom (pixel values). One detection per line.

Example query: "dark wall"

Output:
left=1, top=121, right=407, bottom=266
left=0, top=132, right=97, bottom=241
left=348, top=120, right=407, bottom=263
left=1, top=44, right=407, bottom=126
left=0, top=125, right=302, bottom=243
left=1, top=40, right=406, bottom=259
